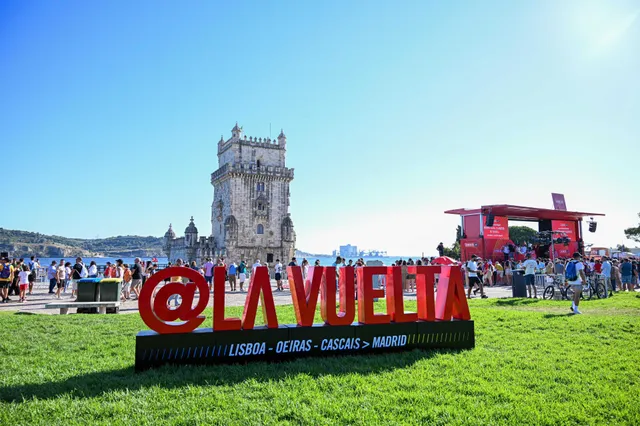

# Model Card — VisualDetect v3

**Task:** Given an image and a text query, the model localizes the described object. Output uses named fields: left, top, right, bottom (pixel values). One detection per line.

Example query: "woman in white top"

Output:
left=505, top=261, right=513, bottom=285
left=301, top=259, right=309, bottom=280
left=115, top=259, right=125, bottom=279
left=88, top=261, right=98, bottom=278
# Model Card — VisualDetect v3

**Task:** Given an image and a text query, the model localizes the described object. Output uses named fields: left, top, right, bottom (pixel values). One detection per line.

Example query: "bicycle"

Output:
left=580, top=275, right=606, bottom=300
left=543, top=275, right=574, bottom=300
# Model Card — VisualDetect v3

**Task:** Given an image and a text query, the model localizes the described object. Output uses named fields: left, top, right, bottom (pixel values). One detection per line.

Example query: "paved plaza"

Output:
left=0, top=280, right=514, bottom=315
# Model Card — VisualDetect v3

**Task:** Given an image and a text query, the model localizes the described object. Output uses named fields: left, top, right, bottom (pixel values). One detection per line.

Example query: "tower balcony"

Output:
left=211, top=162, right=294, bottom=184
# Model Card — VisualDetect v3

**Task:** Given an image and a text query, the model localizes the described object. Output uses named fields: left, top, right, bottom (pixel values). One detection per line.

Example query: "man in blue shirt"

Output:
left=620, top=259, right=633, bottom=292
left=228, top=262, right=237, bottom=292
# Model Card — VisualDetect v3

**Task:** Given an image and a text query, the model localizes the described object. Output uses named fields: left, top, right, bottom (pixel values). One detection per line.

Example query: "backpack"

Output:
left=80, top=265, right=88, bottom=278
left=0, top=265, right=11, bottom=279
left=565, top=261, right=578, bottom=282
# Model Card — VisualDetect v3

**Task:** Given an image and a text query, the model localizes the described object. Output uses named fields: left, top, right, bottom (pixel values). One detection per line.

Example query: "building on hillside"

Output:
left=339, top=244, right=358, bottom=258
left=163, top=123, right=296, bottom=265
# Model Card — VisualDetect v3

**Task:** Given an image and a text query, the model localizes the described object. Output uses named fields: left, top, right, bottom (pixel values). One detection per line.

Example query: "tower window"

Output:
left=257, top=224, right=264, bottom=234
left=258, top=203, right=264, bottom=211
left=257, top=160, right=261, bottom=168
left=256, top=182, right=265, bottom=192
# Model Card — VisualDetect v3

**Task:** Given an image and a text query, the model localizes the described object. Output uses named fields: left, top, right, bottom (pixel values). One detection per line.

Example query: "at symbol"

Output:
left=139, top=267, right=209, bottom=334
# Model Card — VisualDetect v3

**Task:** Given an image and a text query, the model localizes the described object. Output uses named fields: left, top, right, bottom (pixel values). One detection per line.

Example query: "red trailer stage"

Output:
left=444, top=204, right=604, bottom=262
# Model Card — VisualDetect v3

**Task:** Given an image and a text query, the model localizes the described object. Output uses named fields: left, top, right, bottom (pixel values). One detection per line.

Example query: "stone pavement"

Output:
left=0, top=281, right=514, bottom=315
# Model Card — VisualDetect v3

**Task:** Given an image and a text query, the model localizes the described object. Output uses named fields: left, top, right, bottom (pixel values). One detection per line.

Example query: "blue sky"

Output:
left=1, top=0, right=639, bottom=255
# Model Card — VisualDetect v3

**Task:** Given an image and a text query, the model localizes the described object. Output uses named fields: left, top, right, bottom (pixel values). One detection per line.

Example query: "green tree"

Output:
left=508, top=226, right=536, bottom=244
left=624, top=213, right=640, bottom=243
left=616, top=244, right=629, bottom=253
left=443, top=241, right=460, bottom=259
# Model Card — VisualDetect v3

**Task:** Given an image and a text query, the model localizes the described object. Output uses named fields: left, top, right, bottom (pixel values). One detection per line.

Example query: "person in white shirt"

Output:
left=203, top=258, right=215, bottom=291
left=601, top=257, right=612, bottom=297
left=466, top=255, right=486, bottom=299
left=523, top=254, right=538, bottom=298
left=567, top=252, right=586, bottom=314
left=18, top=264, right=30, bottom=303
left=88, top=261, right=98, bottom=278
left=274, top=260, right=283, bottom=291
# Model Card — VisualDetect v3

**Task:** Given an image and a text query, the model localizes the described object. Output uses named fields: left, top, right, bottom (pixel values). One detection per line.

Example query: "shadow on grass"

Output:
left=1, top=348, right=467, bottom=402
left=493, top=298, right=540, bottom=306
left=542, top=312, right=574, bottom=318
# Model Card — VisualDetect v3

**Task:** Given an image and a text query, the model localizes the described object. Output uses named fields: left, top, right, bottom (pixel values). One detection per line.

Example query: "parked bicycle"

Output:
left=581, top=275, right=606, bottom=300
left=543, top=275, right=574, bottom=300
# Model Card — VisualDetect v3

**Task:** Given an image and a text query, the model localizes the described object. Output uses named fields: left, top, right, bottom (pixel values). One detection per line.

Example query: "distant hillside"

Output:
left=0, top=228, right=164, bottom=258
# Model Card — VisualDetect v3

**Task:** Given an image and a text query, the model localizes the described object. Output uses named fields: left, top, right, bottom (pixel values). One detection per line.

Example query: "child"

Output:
left=18, top=264, right=30, bottom=303
left=122, top=264, right=131, bottom=302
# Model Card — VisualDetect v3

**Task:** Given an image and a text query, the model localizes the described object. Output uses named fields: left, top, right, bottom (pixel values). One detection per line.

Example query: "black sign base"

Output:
left=135, top=321, right=474, bottom=371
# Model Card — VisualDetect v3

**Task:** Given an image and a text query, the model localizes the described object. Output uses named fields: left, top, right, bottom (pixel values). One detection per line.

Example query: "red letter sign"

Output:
left=357, top=266, right=391, bottom=324
left=242, top=266, right=279, bottom=329
left=408, top=265, right=438, bottom=322
left=321, top=266, right=355, bottom=326
left=139, top=267, right=209, bottom=334
left=435, top=266, right=471, bottom=321
left=213, top=266, right=241, bottom=331
left=288, top=266, right=323, bottom=327
left=385, top=266, right=418, bottom=323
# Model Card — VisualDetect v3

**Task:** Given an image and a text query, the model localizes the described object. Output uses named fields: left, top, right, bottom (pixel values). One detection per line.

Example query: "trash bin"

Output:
left=512, top=270, right=527, bottom=297
left=77, top=278, right=101, bottom=302
left=98, top=278, right=122, bottom=314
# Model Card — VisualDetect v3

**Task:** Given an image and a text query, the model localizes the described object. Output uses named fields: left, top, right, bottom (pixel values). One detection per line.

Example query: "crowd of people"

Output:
left=2, top=252, right=637, bottom=310
left=0, top=256, right=44, bottom=303
left=462, top=252, right=639, bottom=313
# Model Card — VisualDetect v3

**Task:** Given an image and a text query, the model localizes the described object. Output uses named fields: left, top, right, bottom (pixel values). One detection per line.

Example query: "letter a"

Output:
left=242, top=266, right=279, bottom=329
left=435, top=266, right=471, bottom=321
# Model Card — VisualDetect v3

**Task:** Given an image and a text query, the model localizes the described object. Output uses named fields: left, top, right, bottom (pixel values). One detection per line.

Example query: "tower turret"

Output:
left=231, top=122, right=243, bottom=140
left=163, top=224, right=175, bottom=261
left=185, top=217, right=198, bottom=247
left=278, top=128, right=286, bottom=148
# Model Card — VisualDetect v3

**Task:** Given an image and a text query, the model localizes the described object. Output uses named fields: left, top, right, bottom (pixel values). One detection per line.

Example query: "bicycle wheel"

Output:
left=581, top=286, right=592, bottom=300
left=564, top=286, right=574, bottom=301
left=594, top=283, right=606, bottom=299
left=543, top=286, right=555, bottom=300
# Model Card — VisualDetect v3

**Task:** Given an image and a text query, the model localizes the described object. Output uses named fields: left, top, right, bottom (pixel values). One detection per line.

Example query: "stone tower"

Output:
left=210, top=123, right=296, bottom=264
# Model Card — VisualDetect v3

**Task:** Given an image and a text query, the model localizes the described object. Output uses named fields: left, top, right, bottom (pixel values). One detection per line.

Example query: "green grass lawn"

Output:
left=1, top=294, right=639, bottom=425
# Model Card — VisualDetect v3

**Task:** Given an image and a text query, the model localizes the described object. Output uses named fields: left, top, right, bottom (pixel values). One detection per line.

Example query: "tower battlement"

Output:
left=218, top=135, right=285, bottom=154
left=211, top=162, right=294, bottom=184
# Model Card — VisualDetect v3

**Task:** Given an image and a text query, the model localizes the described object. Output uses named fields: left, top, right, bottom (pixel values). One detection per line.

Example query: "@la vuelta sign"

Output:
left=135, top=265, right=474, bottom=370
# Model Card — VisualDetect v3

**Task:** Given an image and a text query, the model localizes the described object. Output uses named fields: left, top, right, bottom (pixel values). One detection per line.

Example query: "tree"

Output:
left=455, top=225, right=462, bottom=242
left=616, top=244, right=629, bottom=253
left=443, top=241, right=460, bottom=259
left=624, top=213, right=640, bottom=243
left=508, top=226, right=536, bottom=245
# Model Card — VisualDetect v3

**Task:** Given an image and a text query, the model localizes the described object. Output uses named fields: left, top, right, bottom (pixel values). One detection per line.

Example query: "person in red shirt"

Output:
left=594, top=259, right=602, bottom=274
left=103, top=262, right=115, bottom=278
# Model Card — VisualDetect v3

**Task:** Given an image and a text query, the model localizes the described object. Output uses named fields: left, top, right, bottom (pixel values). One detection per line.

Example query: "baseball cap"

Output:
left=572, top=252, right=582, bottom=258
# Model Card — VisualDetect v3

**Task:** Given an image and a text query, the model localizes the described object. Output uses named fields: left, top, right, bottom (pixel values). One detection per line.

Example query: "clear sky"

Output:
left=1, top=0, right=639, bottom=255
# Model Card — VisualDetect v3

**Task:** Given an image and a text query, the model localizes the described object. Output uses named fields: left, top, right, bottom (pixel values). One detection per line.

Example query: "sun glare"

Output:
left=594, top=8, right=640, bottom=52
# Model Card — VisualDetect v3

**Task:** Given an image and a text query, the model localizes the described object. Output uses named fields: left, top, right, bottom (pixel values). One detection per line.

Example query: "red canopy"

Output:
left=431, top=256, right=458, bottom=265
left=445, top=204, right=604, bottom=222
